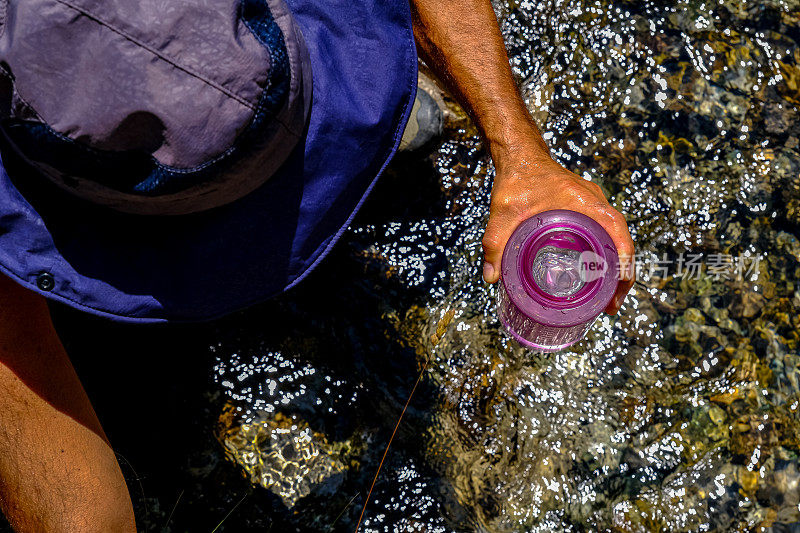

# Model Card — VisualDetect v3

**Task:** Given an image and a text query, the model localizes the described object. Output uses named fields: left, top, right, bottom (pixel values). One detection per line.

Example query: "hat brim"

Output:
left=0, top=0, right=418, bottom=322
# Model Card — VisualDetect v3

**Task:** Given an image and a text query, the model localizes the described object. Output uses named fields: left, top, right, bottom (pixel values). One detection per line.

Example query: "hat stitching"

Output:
left=53, top=0, right=258, bottom=111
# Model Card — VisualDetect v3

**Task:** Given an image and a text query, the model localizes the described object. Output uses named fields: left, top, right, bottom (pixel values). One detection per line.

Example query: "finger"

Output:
left=604, top=276, right=635, bottom=315
left=607, top=216, right=636, bottom=276
left=482, top=210, right=518, bottom=284
left=568, top=202, right=634, bottom=262
left=590, top=207, right=635, bottom=281
left=481, top=226, right=503, bottom=284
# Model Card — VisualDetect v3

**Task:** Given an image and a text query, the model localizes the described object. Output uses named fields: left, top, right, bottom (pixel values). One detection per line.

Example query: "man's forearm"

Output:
left=410, top=0, right=549, bottom=164
left=408, top=0, right=635, bottom=307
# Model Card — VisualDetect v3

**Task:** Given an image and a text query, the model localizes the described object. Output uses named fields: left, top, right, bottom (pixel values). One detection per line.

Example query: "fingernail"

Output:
left=483, top=262, right=496, bottom=282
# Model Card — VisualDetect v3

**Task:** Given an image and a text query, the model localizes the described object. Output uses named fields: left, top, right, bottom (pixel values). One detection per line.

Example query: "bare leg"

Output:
left=0, top=274, right=136, bottom=532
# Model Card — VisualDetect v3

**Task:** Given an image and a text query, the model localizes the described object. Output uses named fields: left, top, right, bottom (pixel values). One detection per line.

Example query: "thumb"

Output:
left=481, top=212, right=516, bottom=284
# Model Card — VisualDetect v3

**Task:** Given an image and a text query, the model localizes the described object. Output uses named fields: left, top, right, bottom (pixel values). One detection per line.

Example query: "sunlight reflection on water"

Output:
left=213, top=1, right=800, bottom=530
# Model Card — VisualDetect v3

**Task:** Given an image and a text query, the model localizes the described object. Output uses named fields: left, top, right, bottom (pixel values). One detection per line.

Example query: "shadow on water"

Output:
left=3, top=0, right=800, bottom=531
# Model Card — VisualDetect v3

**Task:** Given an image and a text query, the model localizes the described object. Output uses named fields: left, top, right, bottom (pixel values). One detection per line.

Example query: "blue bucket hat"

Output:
left=0, top=0, right=417, bottom=321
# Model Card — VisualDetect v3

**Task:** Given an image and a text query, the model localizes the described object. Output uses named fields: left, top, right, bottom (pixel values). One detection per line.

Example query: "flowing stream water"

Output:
left=208, top=0, right=800, bottom=530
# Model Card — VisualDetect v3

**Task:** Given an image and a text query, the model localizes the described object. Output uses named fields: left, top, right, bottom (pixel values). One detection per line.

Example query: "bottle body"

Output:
left=498, top=210, right=619, bottom=352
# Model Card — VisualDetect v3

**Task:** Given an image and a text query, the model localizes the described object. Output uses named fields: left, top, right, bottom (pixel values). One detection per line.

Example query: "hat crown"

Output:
left=0, top=0, right=310, bottom=214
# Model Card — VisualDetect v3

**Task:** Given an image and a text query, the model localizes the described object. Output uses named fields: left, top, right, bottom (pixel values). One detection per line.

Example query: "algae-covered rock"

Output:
left=217, top=406, right=356, bottom=508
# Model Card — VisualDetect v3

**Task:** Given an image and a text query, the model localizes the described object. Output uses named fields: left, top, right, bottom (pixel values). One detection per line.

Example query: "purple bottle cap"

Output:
left=498, top=209, right=619, bottom=351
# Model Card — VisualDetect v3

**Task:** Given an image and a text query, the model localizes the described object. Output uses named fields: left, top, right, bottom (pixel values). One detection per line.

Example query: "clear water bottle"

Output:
left=498, top=209, right=620, bottom=352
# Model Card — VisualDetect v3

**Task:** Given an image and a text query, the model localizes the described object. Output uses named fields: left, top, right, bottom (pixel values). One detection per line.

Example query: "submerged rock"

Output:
left=217, top=406, right=356, bottom=508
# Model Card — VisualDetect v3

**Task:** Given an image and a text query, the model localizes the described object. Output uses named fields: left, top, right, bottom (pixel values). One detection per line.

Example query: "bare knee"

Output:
left=0, top=274, right=136, bottom=532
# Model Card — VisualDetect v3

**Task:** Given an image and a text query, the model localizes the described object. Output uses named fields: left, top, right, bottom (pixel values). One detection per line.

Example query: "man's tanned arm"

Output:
left=410, top=0, right=635, bottom=313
